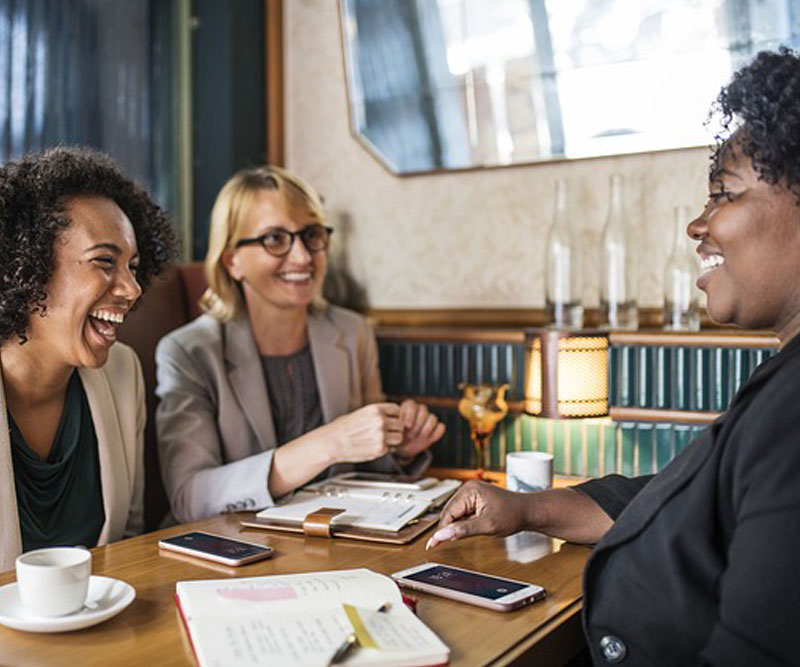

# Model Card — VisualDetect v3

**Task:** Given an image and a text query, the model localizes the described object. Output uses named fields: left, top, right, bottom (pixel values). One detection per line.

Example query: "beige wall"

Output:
left=285, top=1, right=711, bottom=310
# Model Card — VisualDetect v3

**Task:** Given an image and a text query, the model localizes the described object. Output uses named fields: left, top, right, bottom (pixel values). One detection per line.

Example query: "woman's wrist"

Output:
left=520, top=489, right=549, bottom=532
left=314, top=422, right=342, bottom=466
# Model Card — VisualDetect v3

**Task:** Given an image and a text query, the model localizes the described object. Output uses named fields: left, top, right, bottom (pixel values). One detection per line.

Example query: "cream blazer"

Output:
left=0, top=343, right=145, bottom=572
left=156, top=306, right=430, bottom=523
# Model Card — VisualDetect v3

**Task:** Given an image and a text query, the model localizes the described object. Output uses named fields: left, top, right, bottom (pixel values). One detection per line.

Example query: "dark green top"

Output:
left=9, top=372, right=105, bottom=551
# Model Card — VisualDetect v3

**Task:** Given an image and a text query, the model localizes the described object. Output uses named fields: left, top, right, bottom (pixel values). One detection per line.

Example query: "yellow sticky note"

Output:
left=343, top=604, right=379, bottom=649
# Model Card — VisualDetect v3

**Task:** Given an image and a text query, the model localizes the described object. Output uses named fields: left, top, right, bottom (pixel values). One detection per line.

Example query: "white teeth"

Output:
left=701, top=255, right=724, bottom=271
left=279, top=272, right=312, bottom=282
left=90, top=310, right=124, bottom=324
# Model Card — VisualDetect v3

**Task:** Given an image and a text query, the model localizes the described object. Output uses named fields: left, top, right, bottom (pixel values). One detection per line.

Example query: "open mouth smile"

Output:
left=87, top=308, right=126, bottom=344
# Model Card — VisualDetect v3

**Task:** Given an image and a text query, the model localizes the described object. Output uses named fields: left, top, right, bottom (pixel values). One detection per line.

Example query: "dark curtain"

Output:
left=0, top=0, right=177, bottom=211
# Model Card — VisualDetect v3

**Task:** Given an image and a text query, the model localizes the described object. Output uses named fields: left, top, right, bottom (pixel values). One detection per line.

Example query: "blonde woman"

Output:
left=156, top=167, right=444, bottom=522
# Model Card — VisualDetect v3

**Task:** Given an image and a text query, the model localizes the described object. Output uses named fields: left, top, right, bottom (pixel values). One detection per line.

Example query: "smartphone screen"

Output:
left=403, top=565, right=529, bottom=600
left=159, top=532, right=272, bottom=563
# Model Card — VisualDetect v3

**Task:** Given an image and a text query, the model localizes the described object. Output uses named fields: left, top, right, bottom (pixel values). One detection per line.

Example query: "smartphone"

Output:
left=335, top=472, right=439, bottom=490
left=158, top=532, right=273, bottom=567
left=391, top=563, right=546, bottom=611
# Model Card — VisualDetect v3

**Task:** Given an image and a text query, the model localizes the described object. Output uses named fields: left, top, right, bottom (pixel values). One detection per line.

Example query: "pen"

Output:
left=329, top=603, right=390, bottom=664
left=329, top=633, right=358, bottom=665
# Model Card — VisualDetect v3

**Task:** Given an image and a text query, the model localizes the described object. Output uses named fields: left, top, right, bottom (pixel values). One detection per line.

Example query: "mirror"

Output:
left=340, top=0, right=799, bottom=174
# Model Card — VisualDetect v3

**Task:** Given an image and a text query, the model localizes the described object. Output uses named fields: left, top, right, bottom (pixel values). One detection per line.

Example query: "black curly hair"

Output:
left=0, top=146, right=176, bottom=344
left=710, top=47, right=800, bottom=201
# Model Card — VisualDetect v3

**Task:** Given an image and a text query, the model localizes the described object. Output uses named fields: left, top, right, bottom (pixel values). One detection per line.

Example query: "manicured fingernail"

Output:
left=432, top=526, right=455, bottom=543
left=425, top=537, right=435, bottom=550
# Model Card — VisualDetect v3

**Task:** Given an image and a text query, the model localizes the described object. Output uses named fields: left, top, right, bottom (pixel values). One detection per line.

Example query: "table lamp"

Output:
left=524, top=330, right=609, bottom=418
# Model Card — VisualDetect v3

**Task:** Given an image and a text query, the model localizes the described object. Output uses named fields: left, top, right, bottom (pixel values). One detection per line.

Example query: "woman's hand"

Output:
left=426, top=481, right=532, bottom=549
left=426, top=482, right=613, bottom=548
left=393, top=399, right=446, bottom=462
left=325, top=403, right=404, bottom=463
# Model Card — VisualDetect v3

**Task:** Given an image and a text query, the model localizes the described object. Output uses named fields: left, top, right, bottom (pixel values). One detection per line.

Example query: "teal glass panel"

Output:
left=585, top=422, right=600, bottom=477
left=603, top=423, right=618, bottom=475
left=442, top=343, right=456, bottom=396
left=503, top=417, right=517, bottom=455
left=674, top=424, right=693, bottom=455
left=513, top=344, right=526, bottom=398
left=635, top=346, right=652, bottom=407
left=620, top=422, right=636, bottom=476
left=608, top=346, right=618, bottom=406
left=655, top=423, right=674, bottom=471
left=619, top=346, right=633, bottom=406
left=635, top=423, right=655, bottom=475
left=654, top=346, right=669, bottom=408
left=552, top=419, right=567, bottom=474
left=671, top=347, right=689, bottom=409
left=570, top=421, right=583, bottom=476
left=522, top=414, right=536, bottom=452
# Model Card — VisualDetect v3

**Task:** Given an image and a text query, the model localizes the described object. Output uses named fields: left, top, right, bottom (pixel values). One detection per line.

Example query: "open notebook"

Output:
left=175, top=569, right=449, bottom=667
left=253, top=477, right=461, bottom=533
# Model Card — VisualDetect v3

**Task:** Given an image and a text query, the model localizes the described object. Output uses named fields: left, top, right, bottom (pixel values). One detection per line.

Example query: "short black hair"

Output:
left=0, top=146, right=177, bottom=344
left=711, top=47, right=800, bottom=200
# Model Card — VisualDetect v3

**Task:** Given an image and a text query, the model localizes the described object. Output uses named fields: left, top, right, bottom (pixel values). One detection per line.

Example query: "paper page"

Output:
left=255, top=494, right=430, bottom=531
left=177, top=570, right=448, bottom=667
left=305, top=478, right=461, bottom=509
left=186, top=604, right=446, bottom=667
left=187, top=605, right=355, bottom=667
left=344, top=604, right=449, bottom=658
left=178, top=569, right=401, bottom=616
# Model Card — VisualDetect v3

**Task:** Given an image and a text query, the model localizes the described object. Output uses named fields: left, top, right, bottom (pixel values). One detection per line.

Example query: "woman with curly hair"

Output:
left=428, top=48, right=800, bottom=665
left=155, top=166, right=444, bottom=523
left=0, top=147, right=175, bottom=570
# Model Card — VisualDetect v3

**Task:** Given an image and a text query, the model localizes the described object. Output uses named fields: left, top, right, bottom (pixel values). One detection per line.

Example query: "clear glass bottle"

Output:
left=545, top=179, right=583, bottom=329
left=599, top=174, right=638, bottom=329
left=663, top=205, right=700, bottom=331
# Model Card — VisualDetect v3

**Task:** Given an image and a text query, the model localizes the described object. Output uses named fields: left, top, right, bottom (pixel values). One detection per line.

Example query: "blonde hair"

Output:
left=200, top=166, right=328, bottom=321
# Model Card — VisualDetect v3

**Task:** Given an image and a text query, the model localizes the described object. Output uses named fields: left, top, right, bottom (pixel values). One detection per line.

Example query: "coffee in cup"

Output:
left=15, top=547, right=91, bottom=617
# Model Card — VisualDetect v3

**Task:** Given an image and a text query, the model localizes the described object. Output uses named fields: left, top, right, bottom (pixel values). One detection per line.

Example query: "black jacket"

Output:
left=577, top=334, right=800, bottom=666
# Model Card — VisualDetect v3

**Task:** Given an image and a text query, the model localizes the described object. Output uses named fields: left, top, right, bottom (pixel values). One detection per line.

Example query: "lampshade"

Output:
left=525, top=330, right=609, bottom=418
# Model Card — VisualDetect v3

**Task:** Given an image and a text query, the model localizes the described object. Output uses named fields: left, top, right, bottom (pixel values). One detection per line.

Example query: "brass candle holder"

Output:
left=457, top=382, right=509, bottom=480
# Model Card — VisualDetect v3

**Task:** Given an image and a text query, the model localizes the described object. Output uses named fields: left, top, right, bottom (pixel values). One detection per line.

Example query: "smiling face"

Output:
left=25, top=196, right=142, bottom=369
left=688, top=144, right=800, bottom=341
left=223, top=188, right=327, bottom=316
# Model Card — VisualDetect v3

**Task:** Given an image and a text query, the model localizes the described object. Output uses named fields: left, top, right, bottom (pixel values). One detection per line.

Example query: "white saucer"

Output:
left=0, top=575, right=135, bottom=633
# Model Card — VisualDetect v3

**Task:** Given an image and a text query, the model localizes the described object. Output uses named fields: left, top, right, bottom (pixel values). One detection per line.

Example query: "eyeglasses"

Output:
left=235, top=224, right=334, bottom=257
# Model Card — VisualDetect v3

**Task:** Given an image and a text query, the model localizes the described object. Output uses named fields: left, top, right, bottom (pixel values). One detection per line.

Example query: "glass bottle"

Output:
left=545, top=179, right=583, bottom=329
left=663, top=205, right=700, bottom=331
left=599, top=174, right=638, bottom=330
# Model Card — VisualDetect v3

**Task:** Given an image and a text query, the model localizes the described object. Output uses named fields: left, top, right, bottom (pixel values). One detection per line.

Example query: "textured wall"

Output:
left=285, top=1, right=712, bottom=310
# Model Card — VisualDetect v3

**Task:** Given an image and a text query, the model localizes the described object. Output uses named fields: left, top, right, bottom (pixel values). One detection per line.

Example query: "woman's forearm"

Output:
left=526, top=487, right=613, bottom=544
left=267, top=429, right=336, bottom=499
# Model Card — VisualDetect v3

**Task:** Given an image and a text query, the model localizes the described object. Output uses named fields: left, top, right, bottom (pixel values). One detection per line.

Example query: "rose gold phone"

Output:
left=391, top=563, right=546, bottom=611
left=158, top=532, right=273, bottom=567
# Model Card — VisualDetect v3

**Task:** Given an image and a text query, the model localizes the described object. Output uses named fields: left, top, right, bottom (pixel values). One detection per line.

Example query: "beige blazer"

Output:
left=0, top=343, right=145, bottom=572
left=156, top=305, right=429, bottom=523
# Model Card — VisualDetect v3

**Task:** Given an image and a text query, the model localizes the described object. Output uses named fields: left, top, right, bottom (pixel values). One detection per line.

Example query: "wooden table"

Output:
left=0, top=514, right=590, bottom=667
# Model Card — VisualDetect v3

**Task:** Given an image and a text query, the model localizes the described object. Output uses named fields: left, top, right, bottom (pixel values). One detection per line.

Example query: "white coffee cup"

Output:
left=15, top=547, right=91, bottom=617
left=506, top=451, right=554, bottom=493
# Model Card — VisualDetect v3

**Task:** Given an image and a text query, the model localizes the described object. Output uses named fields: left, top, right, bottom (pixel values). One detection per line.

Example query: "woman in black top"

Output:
left=428, top=49, right=800, bottom=666
left=0, top=147, right=174, bottom=570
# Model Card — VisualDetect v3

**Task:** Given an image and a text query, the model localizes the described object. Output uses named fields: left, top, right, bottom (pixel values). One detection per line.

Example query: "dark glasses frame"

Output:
left=235, top=224, right=334, bottom=257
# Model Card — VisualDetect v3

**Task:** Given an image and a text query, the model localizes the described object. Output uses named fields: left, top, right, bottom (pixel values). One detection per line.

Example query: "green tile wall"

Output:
left=608, top=344, right=776, bottom=411
left=425, top=410, right=708, bottom=476
left=378, top=337, right=763, bottom=477
left=378, top=340, right=527, bottom=400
